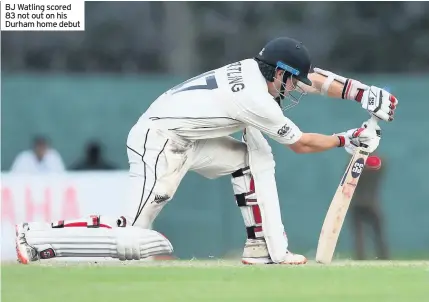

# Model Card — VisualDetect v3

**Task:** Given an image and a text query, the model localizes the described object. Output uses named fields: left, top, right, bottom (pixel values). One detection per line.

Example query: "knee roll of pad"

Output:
left=115, top=227, right=173, bottom=261
left=115, top=227, right=142, bottom=260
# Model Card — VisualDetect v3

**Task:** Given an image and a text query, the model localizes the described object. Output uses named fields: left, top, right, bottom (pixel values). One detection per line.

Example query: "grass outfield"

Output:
left=2, top=260, right=428, bottom=302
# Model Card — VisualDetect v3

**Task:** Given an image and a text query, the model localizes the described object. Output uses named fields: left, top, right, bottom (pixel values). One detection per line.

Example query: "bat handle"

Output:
left=366, top=115, right=379, bottom=130
left=359, top=116, right=379, bottom=149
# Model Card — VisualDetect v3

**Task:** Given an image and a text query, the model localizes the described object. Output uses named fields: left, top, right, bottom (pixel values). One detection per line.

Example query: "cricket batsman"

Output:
left=16, top=37, right=398, bottom=265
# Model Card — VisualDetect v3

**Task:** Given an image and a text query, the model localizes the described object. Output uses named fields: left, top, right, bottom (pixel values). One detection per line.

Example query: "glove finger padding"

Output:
left=345, top=143, right=356, bottom=155
left=363, top=136, right=381, bottom=153
left=337, top=127, right=381, bottom=154
left=350, top=128, right=373, bottom=147
left=361, top=86, right=397, bottom=122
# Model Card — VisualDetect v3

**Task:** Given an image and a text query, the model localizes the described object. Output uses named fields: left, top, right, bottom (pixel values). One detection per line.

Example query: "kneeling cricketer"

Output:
left=16, top=37, right=398, bottom=265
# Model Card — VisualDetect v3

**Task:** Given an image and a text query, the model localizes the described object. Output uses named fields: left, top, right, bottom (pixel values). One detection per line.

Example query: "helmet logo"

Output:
left=259, top=48, right=265, bottom=56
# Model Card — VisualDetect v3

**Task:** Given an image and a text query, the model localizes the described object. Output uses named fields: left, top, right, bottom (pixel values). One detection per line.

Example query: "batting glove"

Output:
left=336, top=125, right=381, bottom=155
left=348, top=84, right=398, bottom=122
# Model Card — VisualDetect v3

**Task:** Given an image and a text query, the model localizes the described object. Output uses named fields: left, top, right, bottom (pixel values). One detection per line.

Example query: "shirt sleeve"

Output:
left=234, top=93, right=302, bottom=145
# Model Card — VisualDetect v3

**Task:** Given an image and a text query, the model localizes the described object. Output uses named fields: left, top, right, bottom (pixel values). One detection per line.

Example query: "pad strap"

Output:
left=232, top=167, right=264, bottom=239
left=51, top=215, right=117, bottom=229
left=246, top=226, right=264, bottom=239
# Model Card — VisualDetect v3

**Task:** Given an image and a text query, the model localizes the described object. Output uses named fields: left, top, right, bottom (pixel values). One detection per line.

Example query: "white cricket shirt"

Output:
left=139, top=59, right=302, bottom=145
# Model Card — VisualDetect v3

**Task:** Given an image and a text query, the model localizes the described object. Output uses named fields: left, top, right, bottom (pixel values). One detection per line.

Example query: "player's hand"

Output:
left=339, top=77, right=398, bottom=122
left=359, top=86, right=398, bottom=122
left=337, top=125, right=381, bottom=155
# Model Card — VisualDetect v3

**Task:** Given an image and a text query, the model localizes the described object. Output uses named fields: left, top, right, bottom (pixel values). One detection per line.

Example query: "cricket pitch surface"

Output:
left=2, top=259, right=428, bottom=302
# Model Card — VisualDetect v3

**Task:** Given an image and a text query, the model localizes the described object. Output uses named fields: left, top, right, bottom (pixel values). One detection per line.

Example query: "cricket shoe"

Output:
left=15, top=223, right=39, bottom=264
left=241, top=239, right=307, bottom=265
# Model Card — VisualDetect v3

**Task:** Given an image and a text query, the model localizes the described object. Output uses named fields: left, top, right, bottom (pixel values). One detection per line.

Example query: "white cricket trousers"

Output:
left=125, top=123, right=248, bottom=228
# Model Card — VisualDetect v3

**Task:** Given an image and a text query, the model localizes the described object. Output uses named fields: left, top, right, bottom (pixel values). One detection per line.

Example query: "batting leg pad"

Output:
left=232, top=167, right=289, bottom=263
left=231, top=167, right=264, bottom=239
left=24, top=216, right=173, bottom=261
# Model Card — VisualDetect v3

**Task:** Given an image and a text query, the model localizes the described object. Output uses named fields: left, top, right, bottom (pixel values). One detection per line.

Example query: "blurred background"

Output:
left=1, top=1, right=428, bottom=261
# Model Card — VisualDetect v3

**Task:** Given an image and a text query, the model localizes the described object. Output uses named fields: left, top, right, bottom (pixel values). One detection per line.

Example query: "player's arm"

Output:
left=288, top=133, right=340, bottom=153
left=304, top=72, right=348, bottom=98
left=297, top=69, right=398, bottom=122
left=288, top=130, right=380, bottom=154
left=236, top=96, right=378, bottom=154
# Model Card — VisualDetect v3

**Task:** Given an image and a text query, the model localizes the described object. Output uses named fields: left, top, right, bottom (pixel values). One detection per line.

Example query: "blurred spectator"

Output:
left=10, top=136, right=65, bottom=173
left=70, top=141, right=117, bottom=170
left=350, top=154, right=389, bottom=260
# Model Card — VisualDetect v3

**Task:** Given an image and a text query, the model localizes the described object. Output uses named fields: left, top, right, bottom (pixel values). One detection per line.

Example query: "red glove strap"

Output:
left=355, top=89, right=364, bottom=103
left=337, top=136, right=345, bottom=147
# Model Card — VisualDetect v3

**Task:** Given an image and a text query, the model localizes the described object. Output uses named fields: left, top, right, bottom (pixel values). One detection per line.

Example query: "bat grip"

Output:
left=359, top=116, right=380, bottom=149
left=366, top=115, right=379, bottom=130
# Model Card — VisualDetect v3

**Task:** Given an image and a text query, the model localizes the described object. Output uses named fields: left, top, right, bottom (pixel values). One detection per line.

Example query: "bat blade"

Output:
left=315, top=148, right=370, bottom=264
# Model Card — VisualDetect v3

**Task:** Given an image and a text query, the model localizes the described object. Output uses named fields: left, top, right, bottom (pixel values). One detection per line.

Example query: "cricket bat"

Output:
left=316, top=116, right=378, bottom=264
